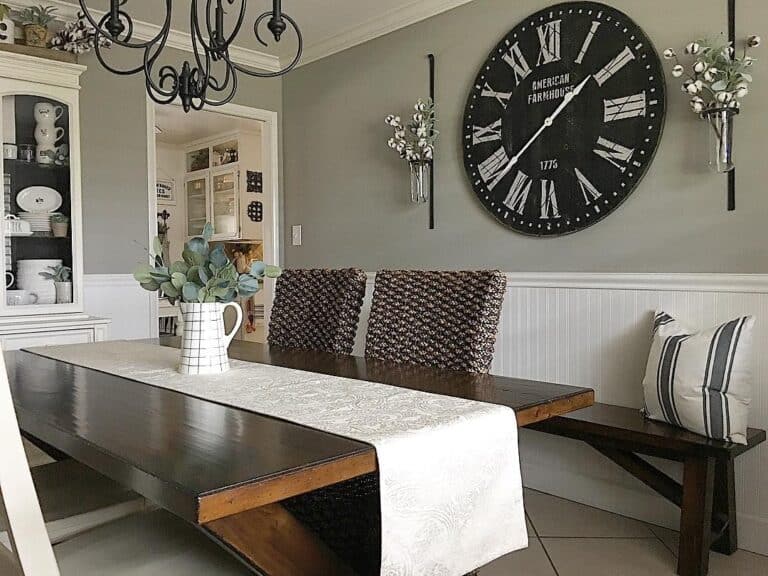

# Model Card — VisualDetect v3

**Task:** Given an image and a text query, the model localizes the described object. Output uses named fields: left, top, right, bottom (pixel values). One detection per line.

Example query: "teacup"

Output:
left=7, top=290, right=38, bottom=306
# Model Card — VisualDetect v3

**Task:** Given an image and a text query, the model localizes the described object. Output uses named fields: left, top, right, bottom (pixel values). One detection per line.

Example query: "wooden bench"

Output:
left=528, top=403, right=766, bottom=576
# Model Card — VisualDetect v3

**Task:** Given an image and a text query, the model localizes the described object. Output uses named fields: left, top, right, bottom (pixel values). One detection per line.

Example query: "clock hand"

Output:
left=495, top=75, right=593, bottom=181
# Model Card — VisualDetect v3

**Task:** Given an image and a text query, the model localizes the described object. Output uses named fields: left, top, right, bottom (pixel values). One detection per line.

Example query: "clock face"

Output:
left=463, top=2, right=666, bottom=236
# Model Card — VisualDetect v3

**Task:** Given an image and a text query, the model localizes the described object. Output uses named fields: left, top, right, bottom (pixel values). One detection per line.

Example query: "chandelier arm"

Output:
left=202, top=65, right=239, bottom=107
left=144, top=41, right=180, bottom=99
left=78, top=0, right=173, bottom=50
left=215, top=0, right=249, bottom=51
left=228, top=13, right=303, bottom=79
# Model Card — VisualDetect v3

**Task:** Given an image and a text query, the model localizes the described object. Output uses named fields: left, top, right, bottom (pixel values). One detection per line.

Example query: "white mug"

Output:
left=7, top=290, right=38, bottom=306
left=34, top=102, right=64, bottom=124
left=3, top=143, right=17, bottom=159
left=5, top=271, right=13, bottom=288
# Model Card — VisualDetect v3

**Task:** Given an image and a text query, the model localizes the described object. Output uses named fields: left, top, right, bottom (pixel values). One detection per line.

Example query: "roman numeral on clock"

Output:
left=593, top=136, right=635, bottom=172
left=537, top=19, right=562, bottom=65
left=481, top=82, right=512, bottom=109
left=472, top=119, right=503, bottom=145
left=593, top=46, right=635, bottom=86
left=604, top=92, right=647, bottom=122
left=540, top=180, right=560, bottom=219
left=503, top=171, right=532, bottom=214
left=574, top=168, right=602, bottom=205
left=478, top=146, right=510, bottom=190
left=575, top=20, right=601, bottom=64
left=502, top=41, right=532, bottom=86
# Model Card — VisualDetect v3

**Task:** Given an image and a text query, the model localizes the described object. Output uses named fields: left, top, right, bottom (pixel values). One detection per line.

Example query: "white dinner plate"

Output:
left=16, top=186, right=63, bottom=213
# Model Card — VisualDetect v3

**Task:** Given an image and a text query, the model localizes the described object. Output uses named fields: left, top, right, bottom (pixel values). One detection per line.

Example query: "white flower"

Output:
left=735, top=84, right=749, bottom=98
left=685, top=42, right=701, bottom=55
left=695, top=80, right=704, bottom=91
left=385, top=115, right=395, bottom=125
left=728, top=100, right=741, bottom=109
left=418, top=138, right=428, bottom=148
left=748, top=35, right=761, bottom=48
left=716, top=91, right=733, bottom=103
left=682, top=79, right=694, bottom=93
left=744, top=56, right=756, bottom=66
left=416, top=126, right=427, bottom=138
left=686, top=81, right=700, bottom=94
left=387, top=138, right=398, bottom=149
left=672, top=64, right=685, bottom=77
left=690, top=100, right=706, bottom=114
left=413, top=113, right=424, bottom=123
left=703, top=67, right=719, bottom=82
left=693, top=61, right=708, bottom=73
left=663, top=48, right=676, bottom=60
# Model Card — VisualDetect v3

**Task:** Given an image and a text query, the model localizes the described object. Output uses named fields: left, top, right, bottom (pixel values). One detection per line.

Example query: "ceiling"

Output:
left=154, top=105, right=262, bottom=146
left=18, top=0, right=474, bottom=67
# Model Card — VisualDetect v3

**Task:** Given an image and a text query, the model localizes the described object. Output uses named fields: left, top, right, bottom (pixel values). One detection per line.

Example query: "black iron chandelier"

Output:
left=78, top=1, right=302, bottom=112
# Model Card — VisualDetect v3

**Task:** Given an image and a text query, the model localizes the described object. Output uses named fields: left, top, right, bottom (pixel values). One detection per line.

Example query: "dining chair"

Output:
left=268, top=268, right=368, bottom=355
left=0, top=351, right=253, bottom=576
left=365, top=270, right=507, bottom=373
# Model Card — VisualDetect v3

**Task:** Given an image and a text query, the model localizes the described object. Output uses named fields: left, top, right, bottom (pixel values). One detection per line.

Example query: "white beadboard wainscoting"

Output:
left=354, top=273, right=768, bottom=556
left=83, top=275, right=155, bottom=341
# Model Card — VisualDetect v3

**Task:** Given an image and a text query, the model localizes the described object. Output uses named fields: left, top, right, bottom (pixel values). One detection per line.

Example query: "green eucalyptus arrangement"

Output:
left=17, top=5, right=57, bottom=26
left=665, top=34, right=761, bottom=113
left=134, top=223, right=280, bottom=305
left=50, top=213, right=69, bottom=224
left=39, top=264, right=71, bottom=283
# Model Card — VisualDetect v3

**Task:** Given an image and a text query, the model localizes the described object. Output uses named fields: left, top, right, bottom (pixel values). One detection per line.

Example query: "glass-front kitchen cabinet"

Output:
left=184, top=131, right=261, bottom=241
left=0, top=49, right=110, bottom=347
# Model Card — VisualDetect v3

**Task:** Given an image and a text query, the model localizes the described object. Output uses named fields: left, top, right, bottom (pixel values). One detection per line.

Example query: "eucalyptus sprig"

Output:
left=386, top=98, right=438, bottom=163
left=133, top=223, right=281, bottom=305
left=665, top=34, right=760, bottom=113
left=39, top=265, right=71, bottom=283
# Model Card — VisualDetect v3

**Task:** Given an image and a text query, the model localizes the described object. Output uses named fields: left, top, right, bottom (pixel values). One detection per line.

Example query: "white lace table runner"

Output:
left=27, top=341, right=527, bottom=575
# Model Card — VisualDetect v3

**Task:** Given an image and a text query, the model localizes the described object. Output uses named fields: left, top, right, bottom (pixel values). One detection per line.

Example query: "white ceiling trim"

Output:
left=297, top=0, right=476, bottom=67
left=5, top=0, right=282, bottom=72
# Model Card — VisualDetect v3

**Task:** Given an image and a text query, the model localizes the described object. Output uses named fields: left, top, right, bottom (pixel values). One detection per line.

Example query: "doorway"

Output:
left=146, top=100, right=280, bottom=343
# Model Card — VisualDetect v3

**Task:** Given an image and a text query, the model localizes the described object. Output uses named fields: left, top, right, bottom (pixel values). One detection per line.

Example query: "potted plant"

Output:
left=134, top=223, right=281, bottom=375
left=17, top=5, right=57, bottom=47
left=50, top=213, right=69, bottom=237
left=39, top=264, right=72, bottom=304
left=0, top=4, right=15, bottom=45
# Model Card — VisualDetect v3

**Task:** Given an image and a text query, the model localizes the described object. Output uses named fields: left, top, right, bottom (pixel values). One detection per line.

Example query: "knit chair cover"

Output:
left=268, top=268, right=367, bottom=355
left=365, top=270, right=507, bottom=374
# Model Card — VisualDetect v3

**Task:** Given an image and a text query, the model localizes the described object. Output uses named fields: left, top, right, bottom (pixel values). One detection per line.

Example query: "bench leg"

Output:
left=711, top=456, right=738, bottom=555
left=678, top=456, right=715, bottom=576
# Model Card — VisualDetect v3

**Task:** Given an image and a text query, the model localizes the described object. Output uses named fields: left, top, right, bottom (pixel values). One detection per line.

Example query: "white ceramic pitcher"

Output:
left=178, top=302, right=243, bottom=375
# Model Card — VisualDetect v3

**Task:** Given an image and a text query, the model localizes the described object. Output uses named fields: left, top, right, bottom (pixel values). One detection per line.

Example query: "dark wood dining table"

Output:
left=8, top=338, right=594, bottom=576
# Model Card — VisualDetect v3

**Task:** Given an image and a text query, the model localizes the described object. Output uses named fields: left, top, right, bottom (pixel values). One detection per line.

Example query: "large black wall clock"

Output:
left=463, top=1, right=666, bottom=236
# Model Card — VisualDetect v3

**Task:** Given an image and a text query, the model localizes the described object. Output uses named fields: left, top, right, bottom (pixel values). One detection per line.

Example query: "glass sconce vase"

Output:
left=703, top=107, right=738, bottom=173
left=408, top=160, right=432, bottom=204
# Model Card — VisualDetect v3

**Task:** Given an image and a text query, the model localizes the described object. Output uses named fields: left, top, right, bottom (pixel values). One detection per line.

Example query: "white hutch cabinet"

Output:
left=0, top=49, right=110, bottom=349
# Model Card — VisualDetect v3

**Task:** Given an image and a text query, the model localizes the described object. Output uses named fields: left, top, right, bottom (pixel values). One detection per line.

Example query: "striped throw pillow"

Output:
left=642, top=311, right=754, bottom=445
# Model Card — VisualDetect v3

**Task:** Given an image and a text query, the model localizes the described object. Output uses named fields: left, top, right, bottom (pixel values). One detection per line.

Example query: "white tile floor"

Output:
left=481, top=489, right=768, bottom=576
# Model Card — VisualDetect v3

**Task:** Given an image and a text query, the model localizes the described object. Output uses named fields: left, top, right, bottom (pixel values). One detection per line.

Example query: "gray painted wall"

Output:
left=78, top=48, right=282, bottom=274
left=283, top=0, right=768, bottom=272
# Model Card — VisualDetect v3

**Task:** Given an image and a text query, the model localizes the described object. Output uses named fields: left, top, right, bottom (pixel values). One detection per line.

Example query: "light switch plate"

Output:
left=291, top=225, right=302, bottom=246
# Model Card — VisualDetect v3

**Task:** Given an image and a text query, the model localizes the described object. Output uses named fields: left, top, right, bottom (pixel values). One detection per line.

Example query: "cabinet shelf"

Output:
left=4, top=159, right=70, bottom=172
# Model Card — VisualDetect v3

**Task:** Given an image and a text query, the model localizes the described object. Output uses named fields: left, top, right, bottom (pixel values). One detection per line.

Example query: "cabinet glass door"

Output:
left=186, top=176, right=208, bottom=237
left=211, top=169, right=238, bottom=238
left=2, top=95, right=75, bottom=310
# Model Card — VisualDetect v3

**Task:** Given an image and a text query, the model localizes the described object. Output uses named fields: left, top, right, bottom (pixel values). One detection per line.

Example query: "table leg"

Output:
left=711, top=456, right=738, bottom=555
left=678, top=457, right=715, bottom=576
left=205, top=503, right=357, bottom=576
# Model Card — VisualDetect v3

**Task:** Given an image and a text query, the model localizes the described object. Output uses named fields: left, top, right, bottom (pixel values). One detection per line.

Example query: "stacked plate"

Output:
left=17, top=259, right=61, bottom=305
left=19, top=213, right=53, bottom=233
left=16, top=186, right=63, bottom=234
